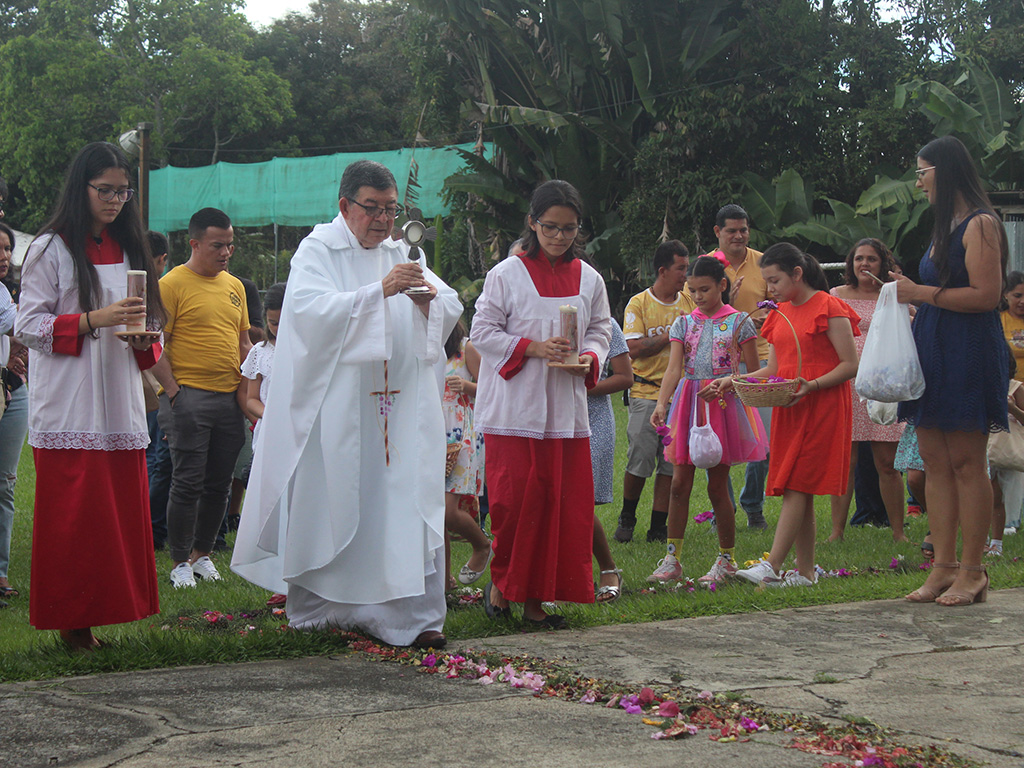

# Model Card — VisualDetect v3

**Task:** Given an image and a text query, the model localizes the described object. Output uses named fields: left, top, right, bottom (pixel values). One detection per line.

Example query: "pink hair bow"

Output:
left=708, top=250, right=730, bottom=268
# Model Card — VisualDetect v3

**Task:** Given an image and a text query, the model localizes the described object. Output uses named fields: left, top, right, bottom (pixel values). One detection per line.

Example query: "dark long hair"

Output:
left=263, top=281, right=287, bottom=343
left=0, top=222, right=16, bottom=299
left=32, top=142, right=165, bottom=327
left=918, top=136, right=1008, bottom=289
left=844, top=238, right=896, bottom=287
left=760, top=243, right=829, bottom=292
left=518, top=180, right=587, bottom=261
left=688, top=255, right=732, bottom=300
left=445, top=318, right=468, bottom=360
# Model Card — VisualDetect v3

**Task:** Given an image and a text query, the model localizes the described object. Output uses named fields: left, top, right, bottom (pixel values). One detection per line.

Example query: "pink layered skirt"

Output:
left=663, top=378, right=768, bottom=467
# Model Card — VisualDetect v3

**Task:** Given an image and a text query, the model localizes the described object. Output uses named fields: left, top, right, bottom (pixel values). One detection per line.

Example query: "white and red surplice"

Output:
left=17, top=230, right=159, bottom=630
left=472, top=253, right=611, bottom=604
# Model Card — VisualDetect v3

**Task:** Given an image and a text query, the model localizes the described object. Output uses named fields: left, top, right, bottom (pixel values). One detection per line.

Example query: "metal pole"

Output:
left=273, top=222, right=279, bottom=283
left=137, top=122, right=154, bottom=230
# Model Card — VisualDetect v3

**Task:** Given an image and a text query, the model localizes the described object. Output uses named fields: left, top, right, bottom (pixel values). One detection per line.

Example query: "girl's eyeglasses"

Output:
left=87, top=184, right=135, bottom=203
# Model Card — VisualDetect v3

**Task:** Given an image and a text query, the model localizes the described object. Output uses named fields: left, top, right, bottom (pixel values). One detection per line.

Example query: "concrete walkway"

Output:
left=3, top=590, right=1023, bottom=768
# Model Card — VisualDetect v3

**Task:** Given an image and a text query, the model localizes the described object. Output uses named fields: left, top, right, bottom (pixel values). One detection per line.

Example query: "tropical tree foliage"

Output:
left=1, top=0, right=1020, bottom=293
left=409, top=0, right=739, bottom=303
left=740, top=55, right=1023, bottom=274
left=0, top=0, right=293, bottom=228
left=621, top=0, right=932, bottom=275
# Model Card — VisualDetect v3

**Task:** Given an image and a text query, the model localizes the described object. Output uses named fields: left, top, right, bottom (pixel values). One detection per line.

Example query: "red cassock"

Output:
left=485, top=255, right=598, bottom=605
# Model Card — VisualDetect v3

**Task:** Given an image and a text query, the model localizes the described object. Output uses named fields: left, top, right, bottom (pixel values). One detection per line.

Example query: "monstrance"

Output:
left=399, top=207, right=436, bottom=295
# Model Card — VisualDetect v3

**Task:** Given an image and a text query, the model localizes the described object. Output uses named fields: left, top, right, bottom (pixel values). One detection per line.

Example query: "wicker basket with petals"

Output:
left=731, top=304, right=802, bottom=408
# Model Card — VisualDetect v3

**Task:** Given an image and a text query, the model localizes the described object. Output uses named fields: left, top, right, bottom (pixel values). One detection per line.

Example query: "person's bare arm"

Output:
left=626, top=332, right=670, bottom=359
left=239, top=329, right=253, bottom=370
left=243, top=375, right=265, bottom=422
left=150, top=336, right=178, bottom=399
left=588, top=352, right=633, bottom=397
left=788, top=316, right=858, bottom=405
left=650, top=340, right=684, bottom=428
left=1009, top=383, right=1024, bottom=426
left=892, top=213, right=1003, bottom=312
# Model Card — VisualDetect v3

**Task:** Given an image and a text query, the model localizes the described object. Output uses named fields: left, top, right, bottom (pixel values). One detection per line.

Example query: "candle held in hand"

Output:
left=559, top=305, right=579, bottom=365
left=126, top=270, right=147, bottom=333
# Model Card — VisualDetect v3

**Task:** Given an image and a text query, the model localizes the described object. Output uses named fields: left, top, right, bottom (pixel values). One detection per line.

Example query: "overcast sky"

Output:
left=243, top=0, right=313, bottom=27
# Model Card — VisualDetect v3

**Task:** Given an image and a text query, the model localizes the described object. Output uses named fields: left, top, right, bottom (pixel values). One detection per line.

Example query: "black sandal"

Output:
left=483, top=582, right=511, bottom=620
left=524, top=614, right=567, bottom=630
left=920, top=534, right=934, bottom=562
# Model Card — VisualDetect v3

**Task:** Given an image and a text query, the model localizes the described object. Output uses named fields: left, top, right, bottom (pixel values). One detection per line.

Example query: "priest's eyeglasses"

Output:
left=348, top=199, right=404, bottom=219
left=536, top=222, right=581, bottom=239
left=87, top=184, right=135, bottom=203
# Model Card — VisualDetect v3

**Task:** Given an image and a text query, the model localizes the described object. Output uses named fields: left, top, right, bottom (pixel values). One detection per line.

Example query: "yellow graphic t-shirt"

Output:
left=622, top=288, right=695, bottom=399
left=160, top=265, right=250, bottom=393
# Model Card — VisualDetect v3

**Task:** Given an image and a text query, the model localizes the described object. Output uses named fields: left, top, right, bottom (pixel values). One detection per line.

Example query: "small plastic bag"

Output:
left=854, top=281, right=925, bottom=403
left=688, top=396, right=722, bottom=469
left=865, top=398, right=898, bottom=426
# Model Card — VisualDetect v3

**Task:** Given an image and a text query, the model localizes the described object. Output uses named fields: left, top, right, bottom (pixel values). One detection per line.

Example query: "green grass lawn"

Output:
left=2, top=398, right=1022, bottom=682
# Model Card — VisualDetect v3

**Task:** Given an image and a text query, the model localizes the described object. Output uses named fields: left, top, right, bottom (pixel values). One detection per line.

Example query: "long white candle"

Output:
left=560, top=305, right=579, bottom=365
left=126, top=270, right=147, bottom=333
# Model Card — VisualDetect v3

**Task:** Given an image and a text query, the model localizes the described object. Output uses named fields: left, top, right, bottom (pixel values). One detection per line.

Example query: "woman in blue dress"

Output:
left=894, top=136, right=1010, bottom=606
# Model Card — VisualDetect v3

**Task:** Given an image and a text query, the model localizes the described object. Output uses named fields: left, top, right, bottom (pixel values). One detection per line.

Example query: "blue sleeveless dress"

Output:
left=898, top=211, right=1009, bottom=433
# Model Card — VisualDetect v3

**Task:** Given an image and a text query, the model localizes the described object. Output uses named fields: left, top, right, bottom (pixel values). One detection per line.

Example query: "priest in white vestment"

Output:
left=231, top=161, right=462, bottom=648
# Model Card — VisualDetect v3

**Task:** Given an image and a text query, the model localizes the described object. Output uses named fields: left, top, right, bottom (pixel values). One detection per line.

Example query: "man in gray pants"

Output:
left=152, top=208, right=251, bottom=588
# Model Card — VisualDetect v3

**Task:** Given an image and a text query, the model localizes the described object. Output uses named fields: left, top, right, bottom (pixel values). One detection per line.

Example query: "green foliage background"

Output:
left=0, top=0, right=1021, bottom=293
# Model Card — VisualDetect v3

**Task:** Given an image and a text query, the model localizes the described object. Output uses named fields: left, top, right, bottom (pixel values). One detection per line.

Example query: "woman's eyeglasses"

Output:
left=88, top=184, right=135, bottom=203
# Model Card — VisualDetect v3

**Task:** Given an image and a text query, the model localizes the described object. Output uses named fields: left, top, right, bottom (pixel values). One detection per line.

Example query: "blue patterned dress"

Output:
left=588, top=319, right=629, bottom=504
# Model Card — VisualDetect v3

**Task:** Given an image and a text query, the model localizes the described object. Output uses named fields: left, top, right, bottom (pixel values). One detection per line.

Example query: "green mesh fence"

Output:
left=148, top=143, right=486, bottom=233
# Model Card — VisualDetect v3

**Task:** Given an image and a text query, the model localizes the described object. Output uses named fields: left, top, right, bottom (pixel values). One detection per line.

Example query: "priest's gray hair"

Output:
left=338, top=160, right=397, bottom=200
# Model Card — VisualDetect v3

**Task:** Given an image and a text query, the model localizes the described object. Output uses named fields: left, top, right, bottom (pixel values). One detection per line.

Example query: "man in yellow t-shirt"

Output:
left=706, top=204, right=771, bottom=529
left=617, top=240, right=695, bottom=543
left=152, top=208, right=251, bottom=589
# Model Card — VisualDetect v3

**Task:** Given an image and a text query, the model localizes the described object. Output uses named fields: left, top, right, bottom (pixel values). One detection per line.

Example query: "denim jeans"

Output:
left=158, top=387, right=245, bottom=562
left=737, top=360, right=771, bottom=517
left=0, top=386, right=29, bottom=579
left=147, top=409, right=172, bottom=548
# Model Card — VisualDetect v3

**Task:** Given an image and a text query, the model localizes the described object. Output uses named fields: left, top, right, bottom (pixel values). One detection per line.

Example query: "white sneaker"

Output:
left=736, top=558, right=780, bottom=585
left=698, top=554, right=738, bottom=585
left=647, top=555, right=683, bottom=583
left=170, top=562, right=196, bottom=589
left=190, top=556, right=222, bottom=582
left=766, top=570, right=818, bottom=588
left=1004, top=526, right=1018, bottom=537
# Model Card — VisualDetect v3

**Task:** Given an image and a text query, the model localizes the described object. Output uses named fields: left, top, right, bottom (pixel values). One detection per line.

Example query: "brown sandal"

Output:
left=936, top=564, right=989, bottom=607
left=905, top=562, right=959, bottom=603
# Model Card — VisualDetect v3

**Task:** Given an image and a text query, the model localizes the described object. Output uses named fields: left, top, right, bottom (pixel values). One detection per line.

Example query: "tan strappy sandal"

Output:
left=905, top=562, right=959, bottom=603
left=936, top=564, right=989, bottom=607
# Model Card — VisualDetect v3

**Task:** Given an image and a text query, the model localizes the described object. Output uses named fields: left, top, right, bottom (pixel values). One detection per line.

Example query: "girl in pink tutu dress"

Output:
left=648, top=255, right=768, bottom=586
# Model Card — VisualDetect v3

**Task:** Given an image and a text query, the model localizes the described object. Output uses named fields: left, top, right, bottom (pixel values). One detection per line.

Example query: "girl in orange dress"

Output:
left=723, top=244, right=860, bottom=587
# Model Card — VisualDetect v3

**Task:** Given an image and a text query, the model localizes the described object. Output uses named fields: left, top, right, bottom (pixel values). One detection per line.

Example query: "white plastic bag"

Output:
left=688, top=396, right=722, bottom=469
left=854, top=281, right=925, bottom=403
left=865, top=398, right=898, bottom=425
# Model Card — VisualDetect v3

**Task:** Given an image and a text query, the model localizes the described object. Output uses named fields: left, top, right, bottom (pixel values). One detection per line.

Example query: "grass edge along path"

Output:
left=4, top=400, right=1024, bottom=682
